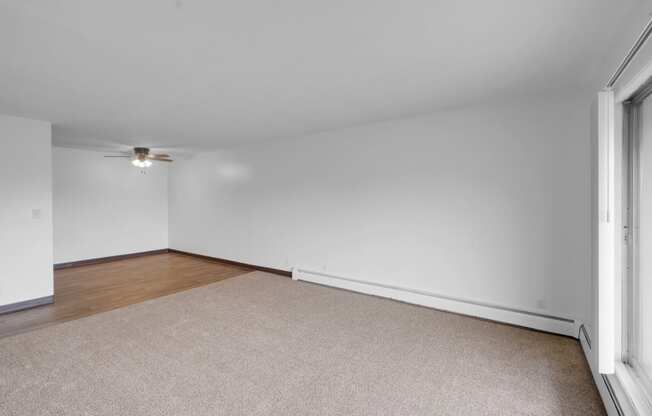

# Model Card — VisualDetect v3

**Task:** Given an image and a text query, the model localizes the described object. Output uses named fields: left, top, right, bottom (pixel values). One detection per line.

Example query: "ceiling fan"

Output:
left=104, top=147, right=173, bottom=168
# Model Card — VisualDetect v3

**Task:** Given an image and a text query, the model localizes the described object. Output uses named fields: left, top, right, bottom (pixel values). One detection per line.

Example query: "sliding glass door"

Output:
left=624, top=93, right=652, bottom=402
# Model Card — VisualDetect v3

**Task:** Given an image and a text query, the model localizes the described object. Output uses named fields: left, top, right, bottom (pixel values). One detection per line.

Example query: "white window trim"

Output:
left=598, top=89, right=618, bottom=374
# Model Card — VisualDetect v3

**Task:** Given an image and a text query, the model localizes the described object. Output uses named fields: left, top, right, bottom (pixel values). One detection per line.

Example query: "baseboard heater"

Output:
left=292, top=268, right=577, bottom=338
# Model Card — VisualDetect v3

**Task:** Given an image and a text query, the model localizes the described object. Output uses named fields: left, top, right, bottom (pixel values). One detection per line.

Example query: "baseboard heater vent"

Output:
left=292, top=268, right=576, bottom=338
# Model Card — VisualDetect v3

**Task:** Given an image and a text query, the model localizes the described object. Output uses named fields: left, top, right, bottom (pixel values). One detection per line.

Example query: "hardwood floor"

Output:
left=0, top=252, right=254, bottom=339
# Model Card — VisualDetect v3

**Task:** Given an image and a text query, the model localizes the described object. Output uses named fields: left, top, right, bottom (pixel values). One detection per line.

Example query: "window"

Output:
left=622, top=92, right=652, bottom=409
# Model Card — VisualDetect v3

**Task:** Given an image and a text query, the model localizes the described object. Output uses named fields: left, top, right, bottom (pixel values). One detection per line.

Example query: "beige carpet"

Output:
left=0, top=272, right=604, bottom=415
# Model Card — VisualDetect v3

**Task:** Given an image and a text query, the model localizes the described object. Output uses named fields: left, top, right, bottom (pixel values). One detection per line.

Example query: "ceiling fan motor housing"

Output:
left=134, top=147, right=150, bottom=160
left=134, top=147, right=150, bottom=155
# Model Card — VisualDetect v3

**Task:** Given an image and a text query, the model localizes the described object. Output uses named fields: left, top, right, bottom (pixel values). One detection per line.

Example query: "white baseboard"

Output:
left=292, top=268, right=577, bottom=337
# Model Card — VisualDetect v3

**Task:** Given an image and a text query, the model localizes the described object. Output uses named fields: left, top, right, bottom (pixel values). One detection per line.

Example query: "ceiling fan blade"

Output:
left=150, top=153, right=170, bottom=158
left=104, top=155, right=131, bottom=158
left=154, top=158, right=173, bottom=162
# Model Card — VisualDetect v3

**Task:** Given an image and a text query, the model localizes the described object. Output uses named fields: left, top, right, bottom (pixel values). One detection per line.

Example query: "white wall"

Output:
left=53, top=147, right=168, bottom=264
left=0, top=114, right=53, bottom=307
left=169, top=94, right=591, bottom=325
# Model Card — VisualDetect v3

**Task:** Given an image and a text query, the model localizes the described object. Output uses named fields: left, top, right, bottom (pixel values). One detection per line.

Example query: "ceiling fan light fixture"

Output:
left=132, top=159, right=152, bottom=168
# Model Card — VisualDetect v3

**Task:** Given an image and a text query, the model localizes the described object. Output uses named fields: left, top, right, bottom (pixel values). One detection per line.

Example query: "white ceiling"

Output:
left=0, top=0, right=644, bottom=150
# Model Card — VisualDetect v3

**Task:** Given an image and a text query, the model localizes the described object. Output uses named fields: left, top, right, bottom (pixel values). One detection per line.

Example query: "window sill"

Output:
left=611, top=361, right=652, bottom=416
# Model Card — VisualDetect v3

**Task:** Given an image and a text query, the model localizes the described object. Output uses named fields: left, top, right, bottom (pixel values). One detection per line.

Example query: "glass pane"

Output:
left=632, top=98, right=652, bottom=392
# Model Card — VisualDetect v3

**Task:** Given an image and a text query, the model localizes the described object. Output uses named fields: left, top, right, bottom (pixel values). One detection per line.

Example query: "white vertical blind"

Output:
left=598, top=89, right=616, bottom=374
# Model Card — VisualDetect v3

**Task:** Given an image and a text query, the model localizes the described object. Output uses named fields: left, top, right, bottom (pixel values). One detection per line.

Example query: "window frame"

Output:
left=622, top=97, right=652, bottom=410
left=603, top=73, right=652, bottom=415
